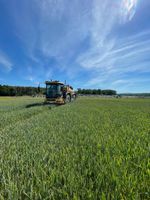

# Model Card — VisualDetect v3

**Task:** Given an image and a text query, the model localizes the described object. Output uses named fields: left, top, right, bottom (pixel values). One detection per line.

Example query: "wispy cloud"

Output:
left=11, top=0, right=139, bottom=65
left=25, top=75, right=34, bottom=82
left=0, top=51, right=13, bottom=72
left=83, top=30, right=150, bottom=71
left=10, top=0, right=92, bottom=79
left=76, top=1, right=150, bottom=90
left=120, top=0, right=138, bottom=23
left=112, top=77, right=150, bottom=86
left=4, top=0, right=150, bottom=92
left=77, top=0, right=140, bottom=69
left=111, top=76, right=150, bottom=93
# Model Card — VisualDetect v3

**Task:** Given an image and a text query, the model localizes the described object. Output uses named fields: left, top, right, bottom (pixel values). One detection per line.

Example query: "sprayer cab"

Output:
left=45, top=80, right=76, bottom=104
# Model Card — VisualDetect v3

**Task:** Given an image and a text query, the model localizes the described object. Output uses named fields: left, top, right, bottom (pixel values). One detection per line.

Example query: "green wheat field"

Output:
left=0, top=97, right=150, bottom=200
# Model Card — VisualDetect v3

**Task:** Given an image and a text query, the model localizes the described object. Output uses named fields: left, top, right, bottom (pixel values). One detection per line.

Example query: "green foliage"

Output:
left=77, top=88, right=116, bottom=95
left=0, top=97, right=149, bottom=199
left=0, top=85, right=46, bottom=96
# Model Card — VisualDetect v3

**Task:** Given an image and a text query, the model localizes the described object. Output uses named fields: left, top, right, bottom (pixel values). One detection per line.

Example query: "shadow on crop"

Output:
left=25, top=102, right=61, bottom=108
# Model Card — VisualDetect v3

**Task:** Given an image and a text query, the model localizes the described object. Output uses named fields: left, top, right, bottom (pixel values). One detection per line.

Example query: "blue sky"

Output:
left=0, top=0, right=150, bottom=93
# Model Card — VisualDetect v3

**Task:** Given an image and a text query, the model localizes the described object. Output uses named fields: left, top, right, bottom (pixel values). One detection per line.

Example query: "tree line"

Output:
left=0, top=85, right=117, bottom=96
left=0, top=85, right=45, bottom=96
left=77, top=88, right=117, bottom=95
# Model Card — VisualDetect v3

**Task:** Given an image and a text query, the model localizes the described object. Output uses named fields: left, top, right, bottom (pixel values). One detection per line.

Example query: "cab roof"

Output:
left=45, top=81, right=64, bottom=85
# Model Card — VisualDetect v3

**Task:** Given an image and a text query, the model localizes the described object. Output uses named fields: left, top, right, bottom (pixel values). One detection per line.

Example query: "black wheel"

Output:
left=71, top=94, right=76, bottom=102
left=65, top=94, right=71, bottom=104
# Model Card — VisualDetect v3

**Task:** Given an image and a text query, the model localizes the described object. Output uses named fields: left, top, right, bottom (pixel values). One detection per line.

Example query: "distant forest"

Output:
left=0, top=85, right=45, bottom=96
left=77, top=88, right=117, bottom=95
left=0, top=85, right=117, bottom=96
left=1, top=85, right=149, bottom=97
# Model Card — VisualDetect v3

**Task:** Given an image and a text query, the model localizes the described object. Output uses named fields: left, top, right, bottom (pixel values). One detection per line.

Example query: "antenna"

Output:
left=38, top=83, right=40, bottom=93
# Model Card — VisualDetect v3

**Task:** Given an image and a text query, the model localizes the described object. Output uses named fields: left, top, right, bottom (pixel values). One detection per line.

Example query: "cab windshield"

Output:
left=46, top=84, right=62, bottom=98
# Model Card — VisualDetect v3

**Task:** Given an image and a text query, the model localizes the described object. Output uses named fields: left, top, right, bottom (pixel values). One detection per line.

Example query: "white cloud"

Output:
left=11, top=0, right=139, bottom=65
left=77, top=0, right=139, bottom=70
left=113, top=77, right=150, bottom=85
left=77, top=4, right=150, bottom=88
left=10, top=0, right=92, bottom=79
left=0, top=52, right=13, bottom=72
left=120, top=0, right=138, bottom=23
left=8, top=0, right=149, bottom=92
left=25, top=75, right=34, bottom=82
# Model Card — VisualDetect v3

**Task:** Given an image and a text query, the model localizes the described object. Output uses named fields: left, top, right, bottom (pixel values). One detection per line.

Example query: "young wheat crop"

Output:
left=0, top=97, right=149, bottom=199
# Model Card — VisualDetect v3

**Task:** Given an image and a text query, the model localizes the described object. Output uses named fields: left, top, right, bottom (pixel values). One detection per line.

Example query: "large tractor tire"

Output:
left=71, top=94, right=76, bottom=102
left=65, top=94, right=71, bottom=104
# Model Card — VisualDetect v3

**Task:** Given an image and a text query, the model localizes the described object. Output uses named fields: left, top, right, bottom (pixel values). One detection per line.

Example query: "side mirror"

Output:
left=61, top=87, right=63, bottom=91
